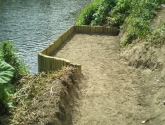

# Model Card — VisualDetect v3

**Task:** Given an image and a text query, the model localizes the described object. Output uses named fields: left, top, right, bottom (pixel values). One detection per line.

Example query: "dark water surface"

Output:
left=0, top=0, right=92, bottom=74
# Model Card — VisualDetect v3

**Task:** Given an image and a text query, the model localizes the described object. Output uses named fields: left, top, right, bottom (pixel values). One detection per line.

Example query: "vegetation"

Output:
left=12, top=72, right=56, bottom=113
left=76, top=0, right=116, bottom=26
left=90, top=0, right=116, bottom=26
left=0, top=41, right=29, bottom=80
left=107, top=0, right=132, bottom=27
left=0, top=60, right=15, bottom=114
left=146, top=22, right=165, bottom=47
left=76, top=0, right=102, bottom=25
left=118, top=0, right=162, bottom=46
left=76, top=0, right=165, bottom=47
left=0, top=41, right=29, bottom=115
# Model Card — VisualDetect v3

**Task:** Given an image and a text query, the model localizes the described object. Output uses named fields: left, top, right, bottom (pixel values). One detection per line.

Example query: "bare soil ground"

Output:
left=54, top=33, right=165, bottom=125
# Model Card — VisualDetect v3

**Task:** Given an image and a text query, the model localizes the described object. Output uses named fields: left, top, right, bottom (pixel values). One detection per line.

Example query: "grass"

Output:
left=146, top=22, right=165, bottom=47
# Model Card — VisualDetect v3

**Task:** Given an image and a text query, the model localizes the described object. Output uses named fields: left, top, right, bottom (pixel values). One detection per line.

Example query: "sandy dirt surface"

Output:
left=54, top=33, right=165, bottom=125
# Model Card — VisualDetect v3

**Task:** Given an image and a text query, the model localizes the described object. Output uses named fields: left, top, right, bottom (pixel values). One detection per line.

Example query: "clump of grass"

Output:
left=146, top=22, right=165, bottom=47
left=7, top=67, right=79, bottom=125
left=12, top=72, right=54, bottom=108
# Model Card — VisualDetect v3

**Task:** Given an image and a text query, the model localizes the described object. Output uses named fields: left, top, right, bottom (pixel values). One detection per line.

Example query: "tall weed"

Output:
left=107, top=0, right=132, bottom=27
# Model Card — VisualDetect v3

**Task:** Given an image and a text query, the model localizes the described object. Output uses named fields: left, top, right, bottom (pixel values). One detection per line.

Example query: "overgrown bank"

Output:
left=76, top=0, right=165, bottom=47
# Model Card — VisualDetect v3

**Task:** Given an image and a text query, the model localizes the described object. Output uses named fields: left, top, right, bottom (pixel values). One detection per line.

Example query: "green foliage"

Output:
left=0, top=41, right=29, bottom=80
left=116, top=0, right=162, bottom=47
left=76, top=0, right=116, bottom=26
left=0, top=60, right=15, bottom=114
left=91, top=0, right=117, bottom=26
left=0, top=60, right=15, bottom=84
left=146, top=22, right=165, bottom=47
left=77, top=0, right=164, bottom=47
left=76, top=0, right=102, bottom=25
left=107, top=0, right=132, bottom=27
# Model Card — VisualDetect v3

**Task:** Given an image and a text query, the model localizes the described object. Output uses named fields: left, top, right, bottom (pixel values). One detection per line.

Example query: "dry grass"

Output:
left=0, top=67, right=81, bottom=125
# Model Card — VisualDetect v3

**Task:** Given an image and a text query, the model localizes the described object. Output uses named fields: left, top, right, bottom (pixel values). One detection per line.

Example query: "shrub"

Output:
left=0, top=41, right=29, bottom=114
left=76, top=0, right=117, bottom=26
left=76, top=0, right=101, bottom=25
left=107, top=0, right=132, bottom=27
left=91, top=0, right=117, bottom=26
left=0, top=41, right=29, bottom=80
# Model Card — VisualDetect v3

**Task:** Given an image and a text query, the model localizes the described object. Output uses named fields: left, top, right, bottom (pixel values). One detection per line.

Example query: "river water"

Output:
left=0, top=0, right=92, bottom=74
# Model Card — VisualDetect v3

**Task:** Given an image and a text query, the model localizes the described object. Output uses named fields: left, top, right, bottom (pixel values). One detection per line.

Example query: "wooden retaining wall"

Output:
left=38, top=25, right=119, bottom=73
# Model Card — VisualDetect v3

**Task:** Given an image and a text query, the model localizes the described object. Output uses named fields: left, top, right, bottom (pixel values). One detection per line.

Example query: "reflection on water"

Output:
left=0, top=0, right=92, bottom=74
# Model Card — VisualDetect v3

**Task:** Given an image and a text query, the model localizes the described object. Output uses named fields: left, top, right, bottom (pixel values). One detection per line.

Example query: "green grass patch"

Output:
left=146, top=22, right=165, bottom=47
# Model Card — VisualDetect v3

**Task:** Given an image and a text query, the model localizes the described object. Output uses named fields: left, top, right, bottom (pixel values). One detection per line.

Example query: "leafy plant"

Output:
left=117, top=0, right=162, bottom=47
left=91, top=0, right=117, bottom=26
left=0, top=41, right=29, bottom=80
left=76, top=0, right=101, bottom=25
left=0, top=60, right=15, bottom=114
left=0, top=60, right=15, bottom=84
left=107, top=0, right=132, bottom=27
left=76, top=0, right=117, bottom=26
